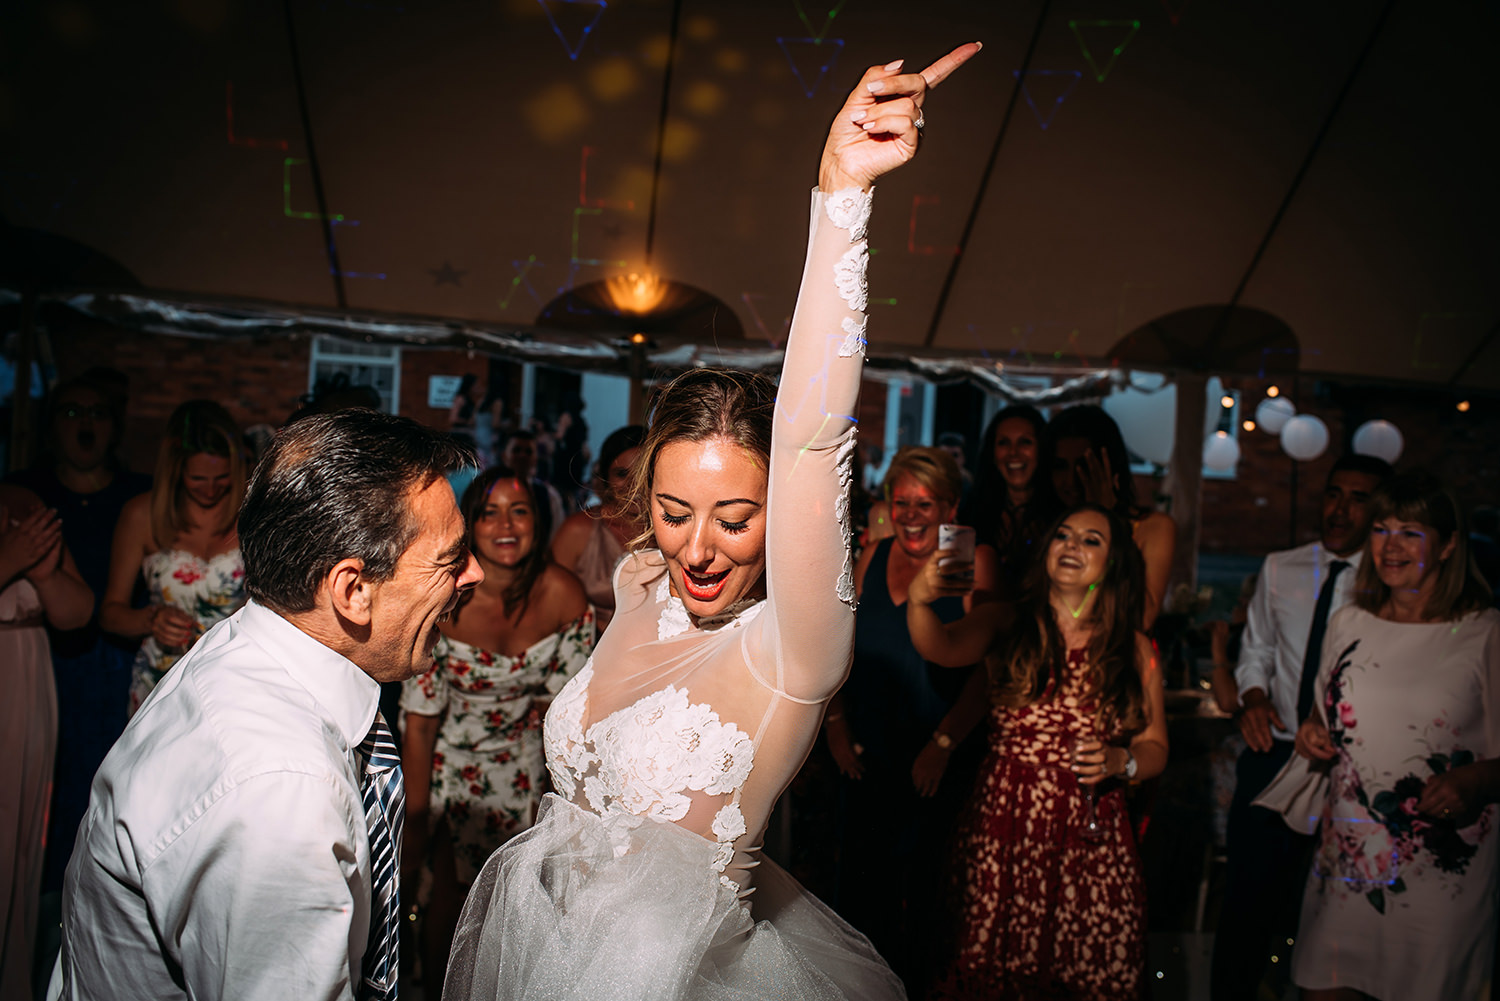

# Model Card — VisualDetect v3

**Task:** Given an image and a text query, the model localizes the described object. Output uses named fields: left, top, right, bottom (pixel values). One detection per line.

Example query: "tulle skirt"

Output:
left=443, top=794, right=906, bottom=1000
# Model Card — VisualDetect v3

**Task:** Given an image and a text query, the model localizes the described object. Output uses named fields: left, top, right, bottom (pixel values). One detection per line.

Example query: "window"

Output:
left=307, top=336, right=401, bottom=414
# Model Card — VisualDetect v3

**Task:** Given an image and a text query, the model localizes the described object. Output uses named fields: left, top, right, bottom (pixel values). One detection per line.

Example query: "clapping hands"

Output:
left=0, top=504, right=65, bottom=585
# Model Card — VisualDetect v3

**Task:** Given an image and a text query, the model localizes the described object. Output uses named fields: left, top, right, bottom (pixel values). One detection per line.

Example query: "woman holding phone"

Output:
left=825, top=445, right=995, bottom=994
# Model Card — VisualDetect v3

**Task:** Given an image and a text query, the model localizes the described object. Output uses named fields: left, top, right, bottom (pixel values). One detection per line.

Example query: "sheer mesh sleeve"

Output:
left=755, top=186, right=872, bottom=704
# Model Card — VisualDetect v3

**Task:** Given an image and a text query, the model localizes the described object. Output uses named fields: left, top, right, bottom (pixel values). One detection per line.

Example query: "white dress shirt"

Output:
left=54, top=600, right=383, bottom=1001
left=1234, top=541, right=1363, bottom=742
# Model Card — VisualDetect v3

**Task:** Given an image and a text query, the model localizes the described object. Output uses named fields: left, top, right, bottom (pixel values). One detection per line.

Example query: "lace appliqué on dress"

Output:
left=710, top=804, right=748, bottom=887
left=823, top=186, right=874, bottom=241
left=544, top=663, right=597, bottom=803
left=656, top=577, right=693, bottom=640
left=833, top=242, right=869, bottom=312
left=552, top=676, right=756, bottom=832
left=655, top=575, right=768, bottom=640
left=838, top=316, right=867, bottom=359
left=834, top=433, right=858, bottom=608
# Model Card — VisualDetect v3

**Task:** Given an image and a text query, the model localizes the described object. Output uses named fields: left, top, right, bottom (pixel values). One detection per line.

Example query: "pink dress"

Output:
left=1, top=579, right=55, bottom=1001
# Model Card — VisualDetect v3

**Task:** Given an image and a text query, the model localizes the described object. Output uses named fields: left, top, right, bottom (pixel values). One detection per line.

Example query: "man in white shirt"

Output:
left=1210, top=453, right=1392, bottom=1001
left=52, top=410, right=482, bottom=1001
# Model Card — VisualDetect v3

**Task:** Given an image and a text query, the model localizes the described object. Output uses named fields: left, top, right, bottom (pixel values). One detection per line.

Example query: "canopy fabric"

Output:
left=2, top=1, right=1494, bottom=388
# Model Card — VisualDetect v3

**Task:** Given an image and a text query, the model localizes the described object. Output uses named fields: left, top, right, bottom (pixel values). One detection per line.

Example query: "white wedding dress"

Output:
left=441, top=188, right=905, bottom=1000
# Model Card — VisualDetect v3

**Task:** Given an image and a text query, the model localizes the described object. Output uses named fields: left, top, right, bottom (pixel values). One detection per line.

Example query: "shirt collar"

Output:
left=238, top=599, right=383, bottom=751
left=1318, top=545, right=1363, bottom=573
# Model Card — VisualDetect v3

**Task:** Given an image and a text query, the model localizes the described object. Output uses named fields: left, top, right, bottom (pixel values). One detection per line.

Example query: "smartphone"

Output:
left=936, top=524, right=976, bottom=580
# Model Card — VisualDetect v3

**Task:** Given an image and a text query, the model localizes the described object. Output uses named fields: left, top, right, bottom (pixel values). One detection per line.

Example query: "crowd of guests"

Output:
left=3, top=364, right=1497, bottom=1001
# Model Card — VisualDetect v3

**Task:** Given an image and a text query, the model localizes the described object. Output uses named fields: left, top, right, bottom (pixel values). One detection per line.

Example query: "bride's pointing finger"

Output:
left=920, top=41, right=983, bottom=89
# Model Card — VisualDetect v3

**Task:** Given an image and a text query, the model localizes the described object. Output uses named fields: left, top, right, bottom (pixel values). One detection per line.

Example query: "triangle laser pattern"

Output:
left=1014, top=70, right=1081, bottom=130
left=791, top=0, right=850, bottom=43
left=539, top=0, right=607, bottom=61
left=1069, top=20, right=1141, bottom=83
left=777, top=37, right=846, bottom=98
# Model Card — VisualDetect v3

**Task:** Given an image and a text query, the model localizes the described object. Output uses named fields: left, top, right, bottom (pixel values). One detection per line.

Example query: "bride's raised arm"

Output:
left=760, top=44, right=981, bottom=703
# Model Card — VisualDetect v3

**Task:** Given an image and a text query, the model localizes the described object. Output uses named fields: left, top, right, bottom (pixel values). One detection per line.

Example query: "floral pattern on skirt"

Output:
left=129, top=549, right=245, bottom=715
left=402, top=610, right=595, bottom=884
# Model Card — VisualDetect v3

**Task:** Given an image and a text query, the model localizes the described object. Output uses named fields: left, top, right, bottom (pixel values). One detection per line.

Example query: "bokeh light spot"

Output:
left=682, top=80, right=727, bottom=117
left=716, top=48, right=746, bottom=73
left=641, top=35, right=672, bottom=70
left=656, top=118, right=700, bottom=162
left=524, top=83, right=591, bottom=143
left=588, top=56, right=640, bottom=102
left=684, top=15, right=717, bottom=41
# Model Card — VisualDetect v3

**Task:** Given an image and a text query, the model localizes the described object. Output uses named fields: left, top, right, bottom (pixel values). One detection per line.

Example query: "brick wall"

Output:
left=30, top=321, right=1498, bottom=560
left=397, top=345, right=488, bottom=429
left=45, top=318, right=313, bottom=473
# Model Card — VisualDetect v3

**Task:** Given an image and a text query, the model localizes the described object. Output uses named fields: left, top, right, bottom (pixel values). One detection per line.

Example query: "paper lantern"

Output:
left=1352, top=419, right=1403, bottom=464
left=1280, top=415, right=1330, bottom=461
left=1254, top=396, right=1296, bottom=434
left=1203, top=431, right=1241, bottom=472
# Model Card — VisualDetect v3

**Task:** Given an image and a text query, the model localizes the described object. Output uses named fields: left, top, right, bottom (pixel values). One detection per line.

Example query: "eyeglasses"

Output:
left=60, top=405, right=112, bottom=421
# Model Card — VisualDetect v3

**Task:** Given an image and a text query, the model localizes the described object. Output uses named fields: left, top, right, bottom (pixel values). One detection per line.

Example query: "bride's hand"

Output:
left=818, top=42, right=983, bottom=192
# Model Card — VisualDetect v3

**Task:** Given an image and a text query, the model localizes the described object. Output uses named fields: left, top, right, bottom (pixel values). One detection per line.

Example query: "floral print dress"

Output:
left=128, top=549, right=245, bottom=715
left=932, top=649, right=1145, bottom=1001
left=402, top=609, right=595, bottom=884
left=1290, top=604, right=1500, bottom=1001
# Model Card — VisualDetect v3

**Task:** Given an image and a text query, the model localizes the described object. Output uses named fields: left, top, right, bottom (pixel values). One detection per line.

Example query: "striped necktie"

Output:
left=358, top=713, right=404, bottom=1001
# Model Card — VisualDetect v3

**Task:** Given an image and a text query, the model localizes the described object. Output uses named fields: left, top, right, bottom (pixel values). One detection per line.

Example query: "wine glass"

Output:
left=1069, top=733, right=1106, bottom=843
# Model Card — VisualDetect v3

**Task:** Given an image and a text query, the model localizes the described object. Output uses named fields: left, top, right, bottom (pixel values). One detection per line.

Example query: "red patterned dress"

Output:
left=931, top=648, right=1145, bottom=1001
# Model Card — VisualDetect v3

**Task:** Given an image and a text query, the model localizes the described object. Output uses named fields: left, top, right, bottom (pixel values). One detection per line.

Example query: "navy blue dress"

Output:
left=836, top=539, right=980, bottom=996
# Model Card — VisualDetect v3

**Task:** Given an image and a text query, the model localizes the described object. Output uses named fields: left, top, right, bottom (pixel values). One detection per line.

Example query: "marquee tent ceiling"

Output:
left=2, top=0, right=1496, bottom=389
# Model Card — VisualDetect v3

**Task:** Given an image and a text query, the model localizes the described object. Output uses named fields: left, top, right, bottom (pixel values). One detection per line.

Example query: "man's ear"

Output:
left=326, top=557, right=374, bottom=626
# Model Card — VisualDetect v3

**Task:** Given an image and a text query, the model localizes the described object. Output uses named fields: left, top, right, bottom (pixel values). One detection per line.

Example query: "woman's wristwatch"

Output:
left=931, top=730, right=954, bottom=752
left=1122, top=749, right=1138, bottom=780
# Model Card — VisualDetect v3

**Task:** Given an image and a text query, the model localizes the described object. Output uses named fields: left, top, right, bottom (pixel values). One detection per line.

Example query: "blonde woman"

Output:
left=100, top=400, right=248, bottom=714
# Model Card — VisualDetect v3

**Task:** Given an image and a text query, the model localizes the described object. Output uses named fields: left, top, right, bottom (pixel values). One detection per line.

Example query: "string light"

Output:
left=1243, top=419, right=1256, bottom=432
left=1267, top=386, right=1280, bottom=397
left=1221, top=394, right=1235, bottom=409
left=1457, top=400, right=1471, bottom=412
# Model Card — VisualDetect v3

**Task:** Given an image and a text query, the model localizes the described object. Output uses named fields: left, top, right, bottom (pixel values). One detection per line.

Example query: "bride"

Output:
left=442, top=42, right=982, bottom=1000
